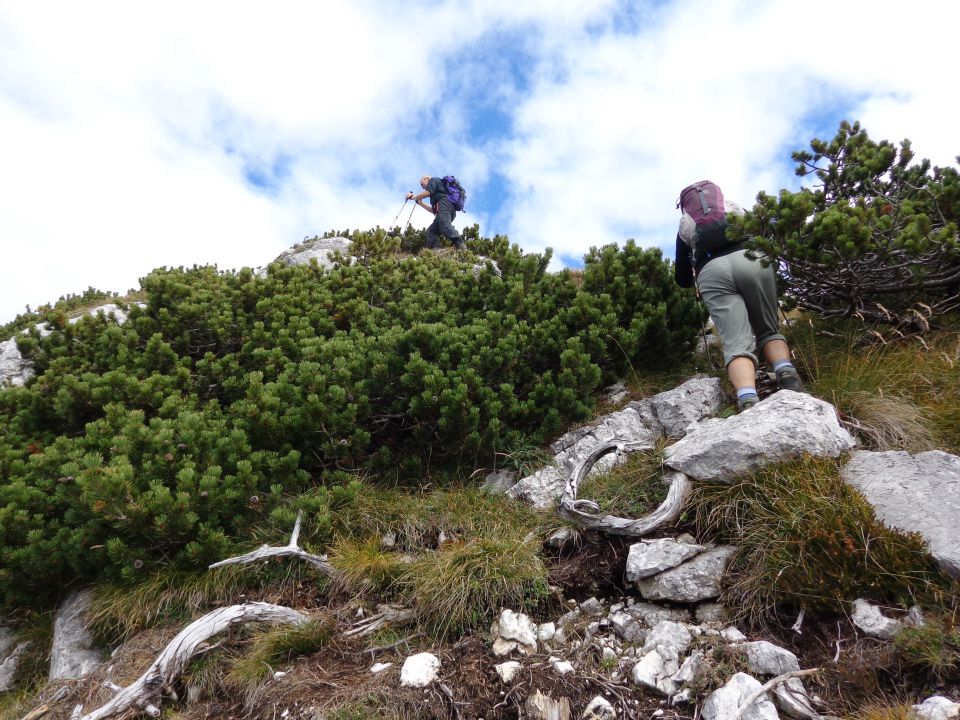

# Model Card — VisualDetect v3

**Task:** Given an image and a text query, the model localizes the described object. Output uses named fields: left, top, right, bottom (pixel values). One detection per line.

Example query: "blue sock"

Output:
left=737, top=387, right=758, bottom=401
left=773, top=360, right=795, bottom=373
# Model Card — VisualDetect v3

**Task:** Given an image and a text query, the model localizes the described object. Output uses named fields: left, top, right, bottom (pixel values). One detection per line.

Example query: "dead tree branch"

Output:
left=78, top=603, right=307, bottom=720
left=209, top=510, right=333, bottom=575
left=732, top=668, right=820, bottom=720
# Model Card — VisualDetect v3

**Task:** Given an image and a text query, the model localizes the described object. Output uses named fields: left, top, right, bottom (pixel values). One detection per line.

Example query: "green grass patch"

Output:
left=322, top=693, right=432, bottom=720
left=894, top=611, right=960, bottom=681
left=578, top=447, right=669, bottom=517
left=688, top=456, right=959, bottom=625
left=88, top=566, right=268, bottom=644
left=396, top=533, right=551, bottom=637
left=321, top=483, right=552, bottom=638
left=298, top=480, right=546, bottom=550
left=227, top=617, right=334, bottom=684
left=495, top=437, right=554, bottom=477
left=329, top=537, right=409, bottom=599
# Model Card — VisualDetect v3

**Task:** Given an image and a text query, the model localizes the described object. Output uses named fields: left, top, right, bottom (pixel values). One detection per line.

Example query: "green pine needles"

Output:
left=0, top=234, right=699, bottom=610
left=729, top=120, right=960, bottom=332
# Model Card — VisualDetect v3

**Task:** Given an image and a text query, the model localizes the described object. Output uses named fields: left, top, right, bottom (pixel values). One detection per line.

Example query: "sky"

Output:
left=2, top=0, right=959, bottom=325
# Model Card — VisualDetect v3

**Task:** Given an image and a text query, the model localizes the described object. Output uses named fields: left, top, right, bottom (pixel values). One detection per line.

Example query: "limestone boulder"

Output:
left=399, top=652, right=440, bottom=688
left=702, top=672, right=780, bottom=720
left=842, top=450, right=960, bottom=579
left=664, top=391, right=855, bottom=482
left=49, top=589, right=102, bottom=680
left=625, top=538, right=707, bottom=581
left=636, top=546, right=739, bottom=603
left=268, top=236, right=352, bottom=271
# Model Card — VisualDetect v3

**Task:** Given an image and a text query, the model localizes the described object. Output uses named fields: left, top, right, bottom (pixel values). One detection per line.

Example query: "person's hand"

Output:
left=406, top=192, right=415, bottom=200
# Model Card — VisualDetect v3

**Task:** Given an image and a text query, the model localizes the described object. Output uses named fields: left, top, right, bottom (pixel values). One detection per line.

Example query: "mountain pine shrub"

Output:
left=731, top=121, right=960, bottom=332
left=0, top=232, right=699, bottom=610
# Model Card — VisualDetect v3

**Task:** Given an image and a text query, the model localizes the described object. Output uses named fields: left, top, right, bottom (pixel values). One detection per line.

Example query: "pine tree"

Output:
left=732, top=121, right=960, bottom=331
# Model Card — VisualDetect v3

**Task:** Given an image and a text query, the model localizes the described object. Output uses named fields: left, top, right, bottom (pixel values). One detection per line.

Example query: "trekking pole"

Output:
left=692, top=270, right=723, bottom=374
left=390, top=195, right=412, bottom=228
left=404, top=200, right=417, bottom=230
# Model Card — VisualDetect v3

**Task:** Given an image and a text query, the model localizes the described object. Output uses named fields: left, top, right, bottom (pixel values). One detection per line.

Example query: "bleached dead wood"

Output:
left=524, top=690, right=571, bottom=720
left=559, top=440, right=691, bottom=537
left=209, top=510, right=333, bottom=575
left=342, top=604, right=416, bottom=639
left=77, top=602, right=307, bottom=720
left=732, top=668, right=820, bottom=720
left=21, top=704, right=51, bottom=720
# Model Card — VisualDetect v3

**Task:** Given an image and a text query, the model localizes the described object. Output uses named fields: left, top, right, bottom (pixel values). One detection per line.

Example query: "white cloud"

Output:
left=497, top=0, right=960, bottom=267
left=1, top=0, right=957, bottom=323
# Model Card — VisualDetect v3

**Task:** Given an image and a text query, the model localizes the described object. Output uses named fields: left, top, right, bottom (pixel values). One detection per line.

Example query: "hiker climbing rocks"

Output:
left=673, top=180, right=804, bottom=412
left=406, top=175, right=466, bottom=250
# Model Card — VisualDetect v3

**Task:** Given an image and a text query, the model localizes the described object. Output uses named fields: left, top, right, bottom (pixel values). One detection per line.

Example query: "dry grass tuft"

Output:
left=328, top=537, right=408, bottom=599
left=397, top=533, right=550, bottom=637
left=788, top=318, right=959, bottom=452
left=88, top=566, right=258, bottom=644
left=837, top=392, right=937, bottom=451
left=687, top=456, right=959, bottom=627
left=848, top=700, right=918, bottom=720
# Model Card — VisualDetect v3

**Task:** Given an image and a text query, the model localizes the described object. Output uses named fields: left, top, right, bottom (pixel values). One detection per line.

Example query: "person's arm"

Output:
left=406, top=189, right=436, bottom=214
left=674, top=234, right=695, bottom=288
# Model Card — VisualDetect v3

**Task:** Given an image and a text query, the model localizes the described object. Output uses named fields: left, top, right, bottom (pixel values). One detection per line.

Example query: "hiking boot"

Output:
left=737, top=395, right=758, bottom=412
left=776, top=366, right=805, bottom=392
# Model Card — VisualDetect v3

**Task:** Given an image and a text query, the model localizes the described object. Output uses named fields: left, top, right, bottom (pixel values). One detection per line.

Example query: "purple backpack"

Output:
left=442, top=175, right=466, bottom=211
left=677, top=180, right=730, bottom=255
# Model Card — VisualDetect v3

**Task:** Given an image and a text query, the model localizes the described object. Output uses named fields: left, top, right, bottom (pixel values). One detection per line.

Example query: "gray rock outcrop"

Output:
left=646, top=375, right=727, bottom=438
left=510, top=376, right=723, bottom=509
left=664, top=391, right=855, bottom=482
left=0, top=336, right=34, bottom=387
left=842, top=450, right=960, bottom=579
left=49, top=589, right=102, bottom=680
left=268, top=236, right=353, bottom=271
left=635, top=546, right=739, bottom=603
left=0, top=623, right=31, bottom=693
left=2, top=302, right=141, bottom=388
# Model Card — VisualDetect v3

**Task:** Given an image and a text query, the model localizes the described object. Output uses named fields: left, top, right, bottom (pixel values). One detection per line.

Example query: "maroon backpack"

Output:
left=677, top=180, right=731, bottom=255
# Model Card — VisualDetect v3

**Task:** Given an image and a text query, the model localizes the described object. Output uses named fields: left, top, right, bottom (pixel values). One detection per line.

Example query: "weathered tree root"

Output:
left=342, top=604, right=416, bottom=639
left=559, top=440, right=691, bottom=537
left=732, top=667, right=820, bottom=720
left=209, top=510, right=333, bottom=575
left=77, top=603, right=307, bottom=720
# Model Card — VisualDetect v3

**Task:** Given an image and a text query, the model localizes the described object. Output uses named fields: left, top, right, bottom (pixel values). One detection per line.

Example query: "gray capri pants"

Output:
left=696, top=248, right=786, bottom=367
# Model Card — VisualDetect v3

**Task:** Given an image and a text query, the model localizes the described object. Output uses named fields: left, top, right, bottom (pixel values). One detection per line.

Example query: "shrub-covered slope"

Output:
left=0, top=232, right=700, bottom=609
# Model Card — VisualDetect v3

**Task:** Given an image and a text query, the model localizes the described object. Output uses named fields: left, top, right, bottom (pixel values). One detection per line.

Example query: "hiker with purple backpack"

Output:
left=406, top=175, right=467, bottom=251
left=674, top=180, right=804, bottom=412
